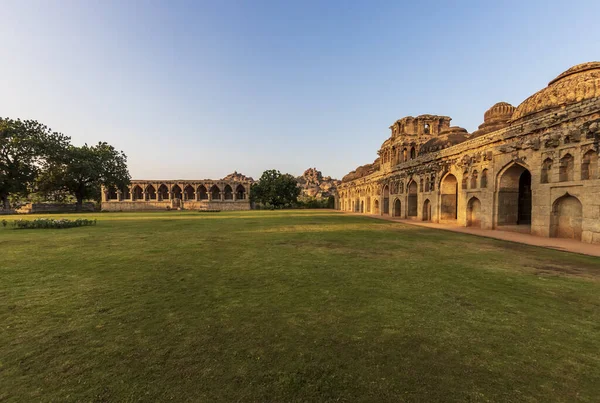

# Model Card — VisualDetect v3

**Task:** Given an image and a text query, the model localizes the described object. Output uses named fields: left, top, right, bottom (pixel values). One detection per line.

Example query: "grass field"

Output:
left=1, top=210, right=599, bottom=402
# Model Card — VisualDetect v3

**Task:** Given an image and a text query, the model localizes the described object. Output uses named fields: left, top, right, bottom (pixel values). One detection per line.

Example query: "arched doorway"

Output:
left=407, top=181, right=418, bottom=217
left=383, top=185, right=390, bottom=215
left=360, top=200, right=364, bottom=213
left=366, top=196, right=371, bottom=213
left=393, top=199, right=401, bottom=217
left=551, top=194, right=583, bottom=240
left=132, top=185, right=144, bottom=201
left=422, top=199, right=431, bottom=221
left=210, top=185, right=220, bottom=200
left=158, top=184, right=169, bottom=201
left=223, top=185, right=233, bottom=200
left=172, top=185, right=182, bottom=200
left=440, top=174, right=458, bottom=221
left=198, top=185, right=208, bottom=200
left=184, top=185, right=194, bottom=200
left=146, top=185, right=157, bottom=200
left=374, top=199, right=380, bottom=215
left=497, top=164, right=532, bottom=227
left=467, top=197, right=482, bottom=227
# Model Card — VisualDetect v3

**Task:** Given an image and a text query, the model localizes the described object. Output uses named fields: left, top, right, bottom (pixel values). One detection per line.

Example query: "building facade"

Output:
left=338, top=62, right=600, bottom=244
left=101, top=179, right=252, bottom=211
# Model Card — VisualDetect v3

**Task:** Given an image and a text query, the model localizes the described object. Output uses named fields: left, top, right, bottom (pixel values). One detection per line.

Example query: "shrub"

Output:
left=9, top=218, right=97, bottom=230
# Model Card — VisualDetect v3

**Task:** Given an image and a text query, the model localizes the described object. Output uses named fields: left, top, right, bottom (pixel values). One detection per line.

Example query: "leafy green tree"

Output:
left=0, top=118, right=70, bottom=209
left=38, top=142, right=130, bottom=210
left=250, top=169, right=301, bottom=208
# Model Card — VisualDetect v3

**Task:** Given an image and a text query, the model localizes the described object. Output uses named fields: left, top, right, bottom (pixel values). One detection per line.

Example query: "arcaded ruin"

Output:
left=337, top=62, right=600, bottom=244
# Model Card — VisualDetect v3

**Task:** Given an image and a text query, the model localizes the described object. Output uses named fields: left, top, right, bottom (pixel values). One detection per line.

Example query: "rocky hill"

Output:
left=221, top=171, right=254, bottom=182
left=296, top=168, right=340, bottom=199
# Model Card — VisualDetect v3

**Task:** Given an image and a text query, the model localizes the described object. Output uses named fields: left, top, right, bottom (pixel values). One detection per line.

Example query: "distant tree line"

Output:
left=250, top=169, right=334, bottom=209
left=1, top=117, right=130, bottom=211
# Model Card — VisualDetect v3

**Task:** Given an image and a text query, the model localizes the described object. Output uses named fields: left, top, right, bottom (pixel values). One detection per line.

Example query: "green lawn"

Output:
left=1, top=210, right=599, bottom=402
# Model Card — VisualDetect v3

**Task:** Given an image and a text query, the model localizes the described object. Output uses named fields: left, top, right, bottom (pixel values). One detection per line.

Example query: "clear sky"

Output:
left=1, top=0, right=599, bottom=180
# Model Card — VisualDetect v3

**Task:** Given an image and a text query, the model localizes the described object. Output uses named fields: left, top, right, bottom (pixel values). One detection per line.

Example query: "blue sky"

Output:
left=1, top=0, right=599, bottom=180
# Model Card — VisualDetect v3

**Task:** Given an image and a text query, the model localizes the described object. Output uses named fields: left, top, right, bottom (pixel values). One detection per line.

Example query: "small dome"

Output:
left=512, top=62, right=600, bottom=122
left=419, top=127, right=468, bottom=154
left=483, top=102, right=516, bottom=123
left=472, top=101, right=516, bottom=138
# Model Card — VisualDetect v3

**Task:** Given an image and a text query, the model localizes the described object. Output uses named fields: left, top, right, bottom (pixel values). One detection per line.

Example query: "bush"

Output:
left=8, top=218, right=97, bottom=230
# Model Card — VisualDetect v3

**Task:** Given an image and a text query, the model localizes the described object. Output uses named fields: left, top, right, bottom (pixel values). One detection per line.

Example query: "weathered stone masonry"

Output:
left=101, top=179, right=252, bottom=211
left=338, top=62, right=600, bottom=244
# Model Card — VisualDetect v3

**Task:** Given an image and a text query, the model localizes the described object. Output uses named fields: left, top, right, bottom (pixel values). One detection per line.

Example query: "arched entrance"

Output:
left=440, top=174, right=457, bottom=221
left=360, top=200, right=364, bottom=213
left=550, top=194, right=583, bottom=240
left=422, top=199, right=431, bottom=221
left=374, top=199, right=380, bottom=215
left=383, top=185, right=390, bottom=215
left=497, top=164, right=532, bottom=228
left=407, top=181, right=418, bottom=217
left=366, top=197, right=371, bottom=213
left=467, top=197, right=482, bottom=227
left=393, top=199, right=401, bottom=217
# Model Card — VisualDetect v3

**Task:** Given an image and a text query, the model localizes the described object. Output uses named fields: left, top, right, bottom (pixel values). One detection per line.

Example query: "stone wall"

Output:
left=16, top=203, right=96, bottom=214
left=101, top=200, right=251, bottom=212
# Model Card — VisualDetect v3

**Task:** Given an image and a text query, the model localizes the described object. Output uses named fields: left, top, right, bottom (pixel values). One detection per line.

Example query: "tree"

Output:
left=0, top=118, right=70, bottom=209
left=250, top=169, right=301, bottom=208
left=38, top=142, right=130, bottom=210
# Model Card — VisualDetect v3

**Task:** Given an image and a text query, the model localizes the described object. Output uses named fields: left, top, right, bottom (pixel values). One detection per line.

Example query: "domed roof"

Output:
left=483, top=102, right=516, bottom=123
left=419, top=127, right=468, bottom=154
left=471, top=101, right=516, bottom=138
left=512, top=62, right=600, bottom=122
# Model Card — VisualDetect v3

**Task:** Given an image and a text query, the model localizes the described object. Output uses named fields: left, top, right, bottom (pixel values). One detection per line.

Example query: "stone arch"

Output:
left=366, top=196, right=371, bottom=213
left=422, top=199, right=431, bottom=221
left=210, top=184, right=220, bottom=200
left=172, top=184, right=182, bottom=200
left=550, top=194, right=583, bottom=240
left=158, top=184, right=169, bottom=201
left=440, top=173, right=458, bottom=220
left=184, top=184, right=194, bottom=200
left=407, top=180, right=418, bottom=217
left=146, top=184, right=157, bottom=200
left=132, top=185, right=144, bottom=201
left=581, top=150, right=597, bottom=180
left=410, top=147, right=416, bottom=160
left=122, top=186, right=131, bottom=200
left=374, top=199, right=380, bottom=215
left=107, top=186, right=118, bottom=200
left=467, top=197, right=482, bottom=228
left=235, top=184, right=246, bottom=200
left=559, top=153, right=574, bottom=182
left=496, top=163, right=532, bottom=226
left=360, top=200, right=364, bottom=213
left=223, top=185, right=233, bottom=200
left=197, top=185, right=208, bottom=200
left=541, top=158, right=553, bottom=183
left=470, top=170, right=478, bottom=189
left=393, top=198, right=401, bottom=217
left=382, top=184, right=390, bottom=215
left=480, top=169, right=488, bottom=188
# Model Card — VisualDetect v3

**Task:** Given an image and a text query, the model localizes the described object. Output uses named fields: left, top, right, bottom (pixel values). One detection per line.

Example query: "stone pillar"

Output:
left=144, top=192, right=148, bottom=201
left=101, top=189, right=108, bottom=202
left=208, top=191, right=212, bottom=201
left=220, top=192, right=224, bottom=201
left=117, top=190, right=122, bottom=201
left=168, top=191, right=172, bottom=200
left=233, top=191, right=236, bottom=201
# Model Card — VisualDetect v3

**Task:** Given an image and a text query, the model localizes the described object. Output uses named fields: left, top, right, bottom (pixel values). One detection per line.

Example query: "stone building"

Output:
left=101, top=175, right=253, bottom=211
left=337, top=62, right=600, bottom=244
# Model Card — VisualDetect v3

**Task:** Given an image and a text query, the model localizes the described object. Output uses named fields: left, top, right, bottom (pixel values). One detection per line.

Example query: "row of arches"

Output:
left=541, top=150, right=598, bottom=183
left=108, top=184, right=247, bottom=201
